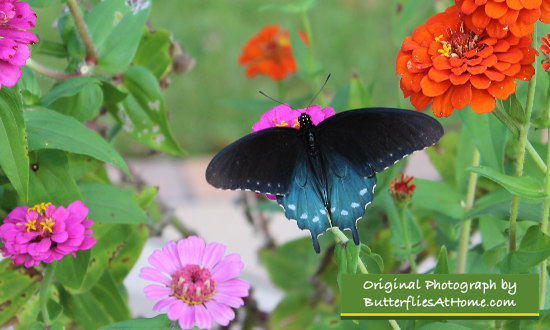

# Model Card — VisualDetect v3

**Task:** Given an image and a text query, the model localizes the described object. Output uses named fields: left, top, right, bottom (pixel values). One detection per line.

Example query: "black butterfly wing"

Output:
left=206, top=127, right=303, bottom=195
left=317, top=108, right=444, bottom=176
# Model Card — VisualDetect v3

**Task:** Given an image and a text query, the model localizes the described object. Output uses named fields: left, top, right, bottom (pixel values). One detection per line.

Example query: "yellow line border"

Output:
left=341, top=313, right=539, bottom=317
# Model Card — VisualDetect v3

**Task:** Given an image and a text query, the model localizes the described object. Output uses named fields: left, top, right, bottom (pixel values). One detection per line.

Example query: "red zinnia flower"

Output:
left=541, top=34, right=550, bottom=71
left=455, top=0, right=550, bottom=38
left=396, top=5, right=536, bottom=117
left=390, top=174, right=416, bottom=204
left=238, top=25, right=307, bottom=81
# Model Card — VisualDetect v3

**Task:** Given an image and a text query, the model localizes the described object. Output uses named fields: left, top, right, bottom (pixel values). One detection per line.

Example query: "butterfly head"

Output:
left=298, top=113, right=313, bottom=129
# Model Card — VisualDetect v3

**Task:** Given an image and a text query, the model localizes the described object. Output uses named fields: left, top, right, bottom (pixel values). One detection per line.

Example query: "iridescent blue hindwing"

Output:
left=326, top=150, right=376, bottom=246
left=276, top=152, right=331, bottom=253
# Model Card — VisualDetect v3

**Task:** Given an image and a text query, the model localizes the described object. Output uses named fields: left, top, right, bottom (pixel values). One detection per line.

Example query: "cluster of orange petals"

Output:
left=455, top=0, right=550, bottom=38
left=397, top=5, right=536, bottom=117
left=541, top=34, right=550, bottom=71
left=238, top=25, right=307, bottom=81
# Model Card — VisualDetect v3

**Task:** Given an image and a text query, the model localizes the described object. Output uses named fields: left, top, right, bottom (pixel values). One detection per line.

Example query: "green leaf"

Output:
left=499, top=94, right=525, bottom=124
left=270, top=293, right=316, bottom=330
left=69, top=0, right=151, bottom=73
left=33, top=40, right=69, bottom=58
left=79, top=181, right=149, bottom=224
left=260, top=237, right=321, bottom=293
left=79, top=223, right=133, bottom=292
left=110, top=224, right=149, bottom=286
left=107, top=66, right=184, bottom=155
left=434, top=246, right=449, bottom=274
left=100, top=314, right=172, bottom=329
left=0, top=87, right=28, bottom=202
left=28, top=150, right=81, bottom=206
left=100, top=80, right=127, bottom=104
left=425, top=132, right=459, bottom=190
left=132, top=28, right=172, bottom=79
left=347, top=73, right=372, bottom=108
left=59, top=270, right=131, bottom=328
left=0, top=259, right=41, bottom=325
left=359, top=243, right=384, bottom=274
left=479, top=216, right=507, bottom=251
left=260, top=0, right=317, bottom=13
left=133, top=186, right=158, bottom=209
left=335, top=240, right=360, bottom=289
left=24, top=108, right=130, bottom=176
left=329, top=84, right=350, bottom=112
left=55, top=249, right=91, bottom=292
left=411, top=179, right=465, bottom=219
left=500, top=226, right=550, bottom=273
left=459, top=111, right=507, bottom=172
left=17, top=67, right=41, bottom=104
left=40, top=77, right=97, bottom=107
left=26, top=0, right=53, bottom=7
left=469, top=165, right=546, bottom=199
left=40, top=77, right=103, bottom=122
left=386, top=193, right=422, bottom=251
left=467, top=189, right=543, bottom=222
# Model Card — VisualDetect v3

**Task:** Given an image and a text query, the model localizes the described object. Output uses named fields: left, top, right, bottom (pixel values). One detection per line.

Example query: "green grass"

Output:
left=31, top=0, right=440, bottom=155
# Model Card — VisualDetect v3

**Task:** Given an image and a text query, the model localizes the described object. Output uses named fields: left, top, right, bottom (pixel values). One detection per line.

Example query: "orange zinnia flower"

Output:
left=541, top=34, right=550, bottom=71
left=390, top=174, right=416, bottom=205
left=396, top=5, right=536, bottom=117
left=455, top=0, right=550, bottom=38
left=238, top=25, right=307, bottom=81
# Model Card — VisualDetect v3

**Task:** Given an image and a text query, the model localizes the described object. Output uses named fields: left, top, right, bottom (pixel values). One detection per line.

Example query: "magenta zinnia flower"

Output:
left=0, top=0, right=38, bottom=88
left=0, top=201, right=97, bottom=268
left=139, top=236, right=250, bottom=329
left=251, top=103, right=335, bottom=199
left=251, top=104, right=335, bottom=133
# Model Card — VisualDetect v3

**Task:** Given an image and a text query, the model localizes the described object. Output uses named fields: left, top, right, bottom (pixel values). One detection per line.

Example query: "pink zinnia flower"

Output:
left=139, top=236, right=250, bottom=329
left=0, top=201, right=97, bottom=268
left=0, top=0, right=38, bottom=88
left=251, top=103, right=335, bottom=199
left=251, top=103, right=335, bottom=133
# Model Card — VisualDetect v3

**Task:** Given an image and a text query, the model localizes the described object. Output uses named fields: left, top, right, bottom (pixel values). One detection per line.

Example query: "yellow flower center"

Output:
left=273, top=118, right=289, bottom=127
left=40, top=218, right=55, bottom=233
left=27, top=202, right=51, bottom=214
left=292, top=118, right=300, bottom=128
left=24, top=219, right=37, bottom=233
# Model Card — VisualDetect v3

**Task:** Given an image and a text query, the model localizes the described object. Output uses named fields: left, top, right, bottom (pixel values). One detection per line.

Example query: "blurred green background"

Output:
left=31, top=0, right=447, bottom=155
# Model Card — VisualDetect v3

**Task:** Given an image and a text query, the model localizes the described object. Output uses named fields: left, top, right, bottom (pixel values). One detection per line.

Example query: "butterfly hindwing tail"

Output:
left=326, top=151, right=377, bottom=246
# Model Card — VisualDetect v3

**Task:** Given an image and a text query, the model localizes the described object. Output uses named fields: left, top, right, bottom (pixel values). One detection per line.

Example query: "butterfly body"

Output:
left=206, top=108, right=443, bottom=252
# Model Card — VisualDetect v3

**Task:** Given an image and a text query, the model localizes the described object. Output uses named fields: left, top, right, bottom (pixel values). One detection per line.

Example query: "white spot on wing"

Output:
left=360, top=188, right=368, bottom=196
left=300, top=213, right=308, bottom=219
left=341, top=210, right=348, bottom=216
left=320, top=209, right=326, bottom=215
left=312, top=216, right=319, bottom=223
left=288, top=204, right=296, bottom=211
left=351, top=202, right=360, bottom=208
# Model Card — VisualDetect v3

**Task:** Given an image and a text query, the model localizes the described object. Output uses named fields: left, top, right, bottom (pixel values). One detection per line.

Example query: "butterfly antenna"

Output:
left=307, top=74, right=331, bottom=107
left=259, top=91, right=284, bottom=105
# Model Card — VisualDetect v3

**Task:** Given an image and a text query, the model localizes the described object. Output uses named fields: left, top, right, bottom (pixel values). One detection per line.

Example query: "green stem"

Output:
left=277, top=80, right=286, bottom=103
left=329, top=228, right=401, bottom=330
left=67, top=0, right=97, bottom=63
left=39, top=261, right=57, bottom=326
left=509, top=25, right=537, bottom=252
left=457, top=147, right=480, bottom=274
left=26, top=59, right=81, bottom=80
left=540, top=85, right=550, bottom=310
left=493, top=107, right=546, bottom=174
left=398, top=206, right=418, bottom=273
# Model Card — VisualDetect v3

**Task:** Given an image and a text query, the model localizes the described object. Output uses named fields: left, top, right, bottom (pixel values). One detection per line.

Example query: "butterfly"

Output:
left=206, top=107, right=443, bottom=253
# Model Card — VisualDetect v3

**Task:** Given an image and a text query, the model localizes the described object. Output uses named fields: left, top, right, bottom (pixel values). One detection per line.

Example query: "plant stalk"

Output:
left=67, top=0, right=97, bottom=63
left=509, top=25, right=537, bottom=252
left=398, top=206, right=418, bottom=273
left=26, top=59, right=81, bottom=80
left=457, top=147, right=480, bottom=274
left=39, top=261, right=57, bottom=326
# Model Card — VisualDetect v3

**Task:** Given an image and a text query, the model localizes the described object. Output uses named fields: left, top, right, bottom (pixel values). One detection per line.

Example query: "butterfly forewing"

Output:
left=206, top=127, right=303, bottom=195
left=317, top=108, right=444, bottom=176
